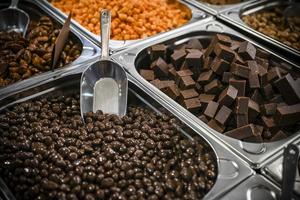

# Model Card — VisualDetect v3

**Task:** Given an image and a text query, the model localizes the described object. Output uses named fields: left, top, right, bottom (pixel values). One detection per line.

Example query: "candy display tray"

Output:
left=219, top=0, right=300, bottom=64
left=0, top=72, right=253, bottom=200
left=112, top=18, right=300, bottom=169
left=0, top=0, right=101, bottom=98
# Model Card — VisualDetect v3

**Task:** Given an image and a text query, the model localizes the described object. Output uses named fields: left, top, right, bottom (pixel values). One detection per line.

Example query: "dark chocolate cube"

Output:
left=238, top=41, right=256, bottom=60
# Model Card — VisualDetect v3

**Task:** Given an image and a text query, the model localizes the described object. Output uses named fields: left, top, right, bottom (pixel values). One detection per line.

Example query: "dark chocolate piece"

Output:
left=249, top=72, right=260, bottom=89
left=182, top=98, right=201, bottom=113
left=140, top=69, right=155, bottom=81
left=232, top=52, right=245, bottom=65
left=175, top=69, right=193, bottom=83
left=199, top=115, right=209, bottom=124
left=274, top=104, right=300, bottom=126
left=179, top=76, right=196, bottom=90
left=236, top=114, right=248, bottom=128
left=205, top=34, right=231, bottom=57
left=224, top=124, right=257, bottom=139
left=197, top=70, right=214, bottom=84
left=274, top=74, right=300, bottom=105
left=250, top=89, right=263, bottom=104
left=229, top=79, right=246, bottom=97
left=199, top=94, right=215, bottom=108
left=248, top=99, right=260, bottom=121
left=269, top=130, right=287, bottom=142
left=230, top=63, right=250, bottom=79
left=262, top=116, right=278, bottom=133
left=215, top=105, right=232, bottom=125
left=263, top=84, right=274, bottom=100
left=204, top=79, right=222, bottom=94
left=186, top=39, right=203, bottom=50
left=179, top=89, right=198, bottom=100
left=203, top=56, right=212, bottom=70
left=208, top=119, right=226, bottom=133
left=168, top=67, right=177, bottom=80
left=171, top=50, right=186, bottom=69
left=150, top=57, right=169, bottom=77
left=236, top=97, right=249, bottom=114
left=218, top=85, right=238, bottom=107
left=213, top=43, right=235, bottom=62
left=222, top=72, right=233, bottom=84
left=185, top=50, right=203, bottom=67
left=261, top=103, right=277, bottom=116
left=231, top=40, right=241, bottom=51
left=238, top=41, right=256, bottom=60
left=204, top=101, right=219, bottom=118
left=150, top=44, right=167, bottom=60
left=211, top=57, right=230, bottom=76
left=164, top=84, right=180, bottom=100
left=267, top=67, right=282, bottom=83
left=150, top=79, right=161, bottom=88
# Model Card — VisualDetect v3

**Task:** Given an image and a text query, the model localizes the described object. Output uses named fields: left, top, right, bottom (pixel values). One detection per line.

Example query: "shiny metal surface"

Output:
left=219, top=0, right=300, bottom=64
left=0, top=0, right=29, bottom=37
left=38, top=0, right=211, bottom=52
left=0, top=0, right=101, bottom=98
left=0, top=72, right=253, bottom=200
left=81, top=10, right=127, bottom=118
left=112, top=18, right=300, bottom=169
left=262, top=138, right=300, bottom=197
left=183, top=0, right=259, bottom=15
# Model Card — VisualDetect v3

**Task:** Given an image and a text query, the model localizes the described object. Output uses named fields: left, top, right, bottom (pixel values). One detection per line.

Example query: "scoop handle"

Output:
left=10, top=0, right=19, bottom=8
left=100, top=9, right=111, bottom=59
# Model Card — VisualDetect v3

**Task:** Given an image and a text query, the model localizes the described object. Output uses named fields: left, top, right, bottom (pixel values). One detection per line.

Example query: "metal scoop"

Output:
left=80, top=9, right=128, bottom=119
left=0, top=0, right=30, bottom=37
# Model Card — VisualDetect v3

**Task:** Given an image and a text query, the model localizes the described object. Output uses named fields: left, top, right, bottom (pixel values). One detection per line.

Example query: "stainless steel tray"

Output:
left=38, top=0, right=211, bottom=52
left=0, top=72, right=253, bottom=200
left=0, top=0, right=101, bottom=98
left=183, top=0, right=258, bottom=15
left=222, top=174, right=299, bottom=200
left=262, top=138, right=300, bottom=197
left=219, top=0, right=300, bottom=64
left=112, top=18, right=300, bottom=169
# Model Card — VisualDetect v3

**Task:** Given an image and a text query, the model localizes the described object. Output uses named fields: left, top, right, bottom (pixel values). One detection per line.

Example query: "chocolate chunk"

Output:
left=140, top=69, right=155, bottom=81
left=249, top=71, right=260, bottom=89
left=179, top=89, right=198, bottom=100
left=150, top=57, right=169, bottom=77
left=213, top=34, right=232, bottom=46
left=211, top=57, right=230, bottom=76
left=150, top=44, right=167, bottom=60
left=229, top=79, right=246, bottom=97
left=218, top=85, right=238, bottom=107
left=204, top=101, right=219, bottom=118
left=247, top=60, right=259, bottom=73
left=203, top=56, right=213, bottom=70
left=182, top=98, right=201, bottom=113
left=199, top=115, right=209, bottom=124
left=267, top=67, right=282, bottom=83
left=231, top=40, right=241, bottom=51
left=208, top=119, right=225, bottom=133
left=248, top=99, right=260, bottom=121
left=230, top=63, right=250, bottom=79
left=150, top=79, right=161, bottom=88
left=185, top=50, right=203, bottom=67
left=171, top=50, right=186, bottom=69
left=214, top=43, right=235, bottom=62
left=222, top=72, right=233, bottom=84
left=238, top=41, right=256, bottom=60
left=197, top=70, right=215, bottom=84
left=199, top=94, right=215, bottom=108
left=204, top=79, right=222, bottom=94
left=274, top=74, right=300, bottom=105
left=236, top=97, right=249, bottom=114
left=180, top=60, right=189, bottom=70
left=256, top=48, right=269, bottom=59
left=215, top=105, right=232, bottom=125
left=186, top=39, right=203, bottom=50
left=269, top=130, right=287, bottom=142
left=164, top=84, right=180, bottom=100
left=176, top=69, right=193, bottom=83
left=236, top=114, right=248, bottom=127
left=224, top=124, right=257, bottom=139
left=179, top=76, right=195, bottom=89
left=274, top=104, right=300, bottom=126
left=262, top=84, right=274, bottom=100
left=262, top=116, right=278, bottom=133
left=261, top=103, right=277, bottom=116
left=250, top=89, right=263, bottom=104
left=168, top=67, right=177, bottom=80
left=256, top=57, right=269, bottom=71
left=232, top=52, right=245, bottom=65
